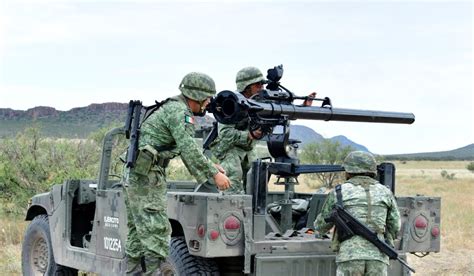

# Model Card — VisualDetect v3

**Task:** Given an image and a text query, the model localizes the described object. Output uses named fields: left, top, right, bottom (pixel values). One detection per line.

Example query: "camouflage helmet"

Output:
left=235, top=66, right=266, bottom=92
left=179, top=72, right=216, bottom=101
left=343, top=151, right=377, bottom=174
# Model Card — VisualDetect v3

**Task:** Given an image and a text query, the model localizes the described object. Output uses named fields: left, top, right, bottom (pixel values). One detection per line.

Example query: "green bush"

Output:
left=440, top=170, right=456, bottom=180
left=467, top=162, right=474, bottom=173
left=0, top=127, right=102, bottom=212
left=300, top=140, right=354, bottom=188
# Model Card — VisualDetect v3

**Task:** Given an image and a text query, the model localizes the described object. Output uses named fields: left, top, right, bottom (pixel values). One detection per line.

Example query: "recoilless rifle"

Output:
left=207, top=64, right=415, bottom=161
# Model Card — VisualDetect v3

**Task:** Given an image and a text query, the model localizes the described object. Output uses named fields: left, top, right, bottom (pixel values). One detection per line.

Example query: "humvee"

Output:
left=21, top=89, right=441, bottom=275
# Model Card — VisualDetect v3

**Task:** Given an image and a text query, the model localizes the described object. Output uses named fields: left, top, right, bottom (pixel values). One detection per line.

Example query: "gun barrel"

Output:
left=258, top=103, right=415, bottom=124
left=211, top=90, right=415, bottom=125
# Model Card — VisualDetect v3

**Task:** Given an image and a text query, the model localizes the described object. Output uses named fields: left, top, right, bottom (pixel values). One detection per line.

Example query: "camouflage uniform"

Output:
left=124, top=72, right=218, bottom=275
left=210, top=67, right=266, bottom=193
left=314, top=151, right=401, bottom=276
left=210, top=122, right=257, bottom=193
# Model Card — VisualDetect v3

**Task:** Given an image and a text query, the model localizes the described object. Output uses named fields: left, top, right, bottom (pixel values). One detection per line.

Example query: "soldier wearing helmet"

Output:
left=209, top=67, right=267, bottom=193
left=210, top=66, right=317, bottom=194
left=314, top=151, right=401, bottom=276
left=124, top=72, right=230, bottom=275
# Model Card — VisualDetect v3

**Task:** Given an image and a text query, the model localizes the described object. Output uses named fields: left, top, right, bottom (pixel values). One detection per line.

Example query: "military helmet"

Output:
left=179, top=72, right=216, bottom=101
left=235, top=66, right=266, bottom=93
left=343, top=151, right=377, bottom=174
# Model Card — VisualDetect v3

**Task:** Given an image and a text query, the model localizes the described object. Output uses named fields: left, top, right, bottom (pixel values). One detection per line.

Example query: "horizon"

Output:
left=0, top=1, right=472, bottom=154
left=1, top=100, right=472, bottom=156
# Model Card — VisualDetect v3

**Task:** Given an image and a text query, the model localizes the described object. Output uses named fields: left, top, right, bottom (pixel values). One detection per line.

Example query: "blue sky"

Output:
left=0, top=0, right=472, bottom=154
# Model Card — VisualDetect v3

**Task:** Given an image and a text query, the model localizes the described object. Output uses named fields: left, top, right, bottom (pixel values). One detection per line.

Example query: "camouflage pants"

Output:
left=219, top=149, right=254, bottom=194
left=125, top=168, right=171, bottom=275
left=336, top=260, right=387, bottom=276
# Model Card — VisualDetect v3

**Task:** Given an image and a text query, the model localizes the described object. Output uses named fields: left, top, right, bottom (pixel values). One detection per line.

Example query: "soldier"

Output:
left=314, top=151, right=401, bottom=276
left=124, top=72, right=231, bottom=275
left=211, top=66, right=316, bottom=193
left=209, top=66, right=265, bottom=193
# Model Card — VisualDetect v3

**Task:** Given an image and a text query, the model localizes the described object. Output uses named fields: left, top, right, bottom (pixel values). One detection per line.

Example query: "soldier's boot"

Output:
left=142, top=257, right=162, bottom=276
left=126, top=257, right=143, bottom=276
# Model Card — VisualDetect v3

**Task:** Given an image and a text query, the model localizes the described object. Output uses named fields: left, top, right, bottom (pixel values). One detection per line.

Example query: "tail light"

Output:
left=224, top=216, right=241, bottom=230
left=197, top=224, right=205, bottom=238
left=415, top=216, right=428, bottom=229
left=431, top=226, right=440, bottom=238
left=221, top=215, right=242, bottom=245
left=209, top=229, right=220, bottom=241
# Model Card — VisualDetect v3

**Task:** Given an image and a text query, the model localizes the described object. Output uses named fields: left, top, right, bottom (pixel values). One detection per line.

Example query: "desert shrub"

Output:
left=466, top=162, right=474, bottom=173
left=440, top=170, right=456, bottom=180
left=300, top=140, right=354, bottom=188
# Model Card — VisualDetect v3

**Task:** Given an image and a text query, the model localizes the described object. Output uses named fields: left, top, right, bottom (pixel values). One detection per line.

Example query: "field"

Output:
left=1, top=161, right=473, bottom=275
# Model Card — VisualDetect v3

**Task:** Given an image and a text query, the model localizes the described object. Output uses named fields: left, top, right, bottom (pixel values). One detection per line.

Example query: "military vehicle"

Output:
left=21, top=66, right=441, bottom=275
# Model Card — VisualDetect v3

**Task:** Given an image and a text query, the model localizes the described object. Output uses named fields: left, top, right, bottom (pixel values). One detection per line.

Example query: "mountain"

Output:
left=289, top=125, right=324, bottom=144
left=0, top=103, right=128, bottom=138
left=384, top=144, right=474, bottom=161
left=329, top=135, right=369, bottom=152
left=0, top=105, right=367, bottom=151
left=289, top=125, right=368, bottom=151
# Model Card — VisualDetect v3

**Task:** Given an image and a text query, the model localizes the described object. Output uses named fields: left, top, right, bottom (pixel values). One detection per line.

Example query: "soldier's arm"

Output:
left=165, top=105, right=218, bottom=184
left=386, top=193, right=401, bottom=239
left=314, top=191, right=336, bottom=234
left=218, top=123, right=253, bottom=148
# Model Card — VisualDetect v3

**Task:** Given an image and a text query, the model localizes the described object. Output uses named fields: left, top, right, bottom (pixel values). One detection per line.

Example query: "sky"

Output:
left=0, top=0, right=472, bottom=154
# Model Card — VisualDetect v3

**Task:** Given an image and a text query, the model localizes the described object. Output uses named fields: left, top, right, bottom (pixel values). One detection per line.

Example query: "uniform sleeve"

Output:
left=219, top=123, right=252, bottom=148
left=314, top=191, right=336, bottom=234
left=165, top=106, right=218, bottom=184
left=385, top=194, right=401, bottom=240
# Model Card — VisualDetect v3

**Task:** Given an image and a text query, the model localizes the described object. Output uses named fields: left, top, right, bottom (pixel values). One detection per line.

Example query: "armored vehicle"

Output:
left=21, top=69, right=441, bottom=275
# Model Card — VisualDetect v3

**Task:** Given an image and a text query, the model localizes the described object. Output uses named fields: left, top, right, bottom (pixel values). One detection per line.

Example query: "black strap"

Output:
left=335, top=184, right=344, bottom=208
left=141, top=98, right=177, bottom=126
left=152, top=144, right=176, bottom=152
left=140, top=256, right=147, bottom=273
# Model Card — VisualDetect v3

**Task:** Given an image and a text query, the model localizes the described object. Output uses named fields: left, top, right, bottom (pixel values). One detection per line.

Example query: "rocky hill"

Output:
left=0, top=103, right=128, bottom=138
left=2, top=103, right=472, bottom=160
left=0, top=103, right=368, bottom=151
left=385, top=144, right=474, bottom=160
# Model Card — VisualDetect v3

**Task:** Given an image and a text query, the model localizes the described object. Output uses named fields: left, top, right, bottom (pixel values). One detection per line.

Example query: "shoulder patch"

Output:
left=185, top=115, right=195, bottom=124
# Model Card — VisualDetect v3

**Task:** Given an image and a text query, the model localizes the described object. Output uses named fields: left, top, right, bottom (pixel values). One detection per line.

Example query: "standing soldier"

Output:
left=314, top=151, right=401, bottom=276
left=124, top=72, right=231, bottom=275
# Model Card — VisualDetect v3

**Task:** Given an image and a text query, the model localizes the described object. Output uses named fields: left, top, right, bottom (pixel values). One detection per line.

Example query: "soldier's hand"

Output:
left=302, top=92, right=316, bottom=107
left=214, top=172, right=231, bottom=190
left=248, top=128, right=263, bottom=140
left=214, top=164, right=226, bottom=175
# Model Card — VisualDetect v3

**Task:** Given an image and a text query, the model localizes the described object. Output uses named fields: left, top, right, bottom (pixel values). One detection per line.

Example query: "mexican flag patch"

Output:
left=185, top=115, right=195, bottom=124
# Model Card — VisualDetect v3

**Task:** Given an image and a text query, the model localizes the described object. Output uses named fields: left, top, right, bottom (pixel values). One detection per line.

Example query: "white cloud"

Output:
left=0, top=1, right=471, bottom=154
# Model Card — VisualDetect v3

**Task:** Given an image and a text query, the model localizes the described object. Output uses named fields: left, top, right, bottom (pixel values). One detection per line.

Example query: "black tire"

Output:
left=22, top=214, right=78, bottom=276
left=160, top=237, right=220, bottom=276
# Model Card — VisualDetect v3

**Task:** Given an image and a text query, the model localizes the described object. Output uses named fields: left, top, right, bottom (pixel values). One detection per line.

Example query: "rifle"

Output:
left=325, top=204, right=416, bottom=273
left=202, top=121, right=218, bottom=151
left=124, top=100, right=143, bottom=168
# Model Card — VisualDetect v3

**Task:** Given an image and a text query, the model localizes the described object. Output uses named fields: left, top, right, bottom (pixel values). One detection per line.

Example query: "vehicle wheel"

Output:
left=22, top=214, right=78, bottom=276
left=160, top=237, right=220, bottom=276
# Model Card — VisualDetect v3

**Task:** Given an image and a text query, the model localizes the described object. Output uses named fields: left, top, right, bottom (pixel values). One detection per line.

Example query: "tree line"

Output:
left=0, top=127, right=387, bottom=214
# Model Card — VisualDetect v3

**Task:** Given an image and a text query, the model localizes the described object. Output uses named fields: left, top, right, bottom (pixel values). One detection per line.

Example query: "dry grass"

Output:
left=288, top=160, right=474, bottom=275
left=1, top=161, right=473, bottom=275
left=0, top=217, right=27, bottom=275
left=394, top=161, right=474, bottom=275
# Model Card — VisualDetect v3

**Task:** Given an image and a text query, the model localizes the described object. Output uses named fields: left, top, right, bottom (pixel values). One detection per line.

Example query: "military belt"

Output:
left=154, top=157, right=170, bottom=168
